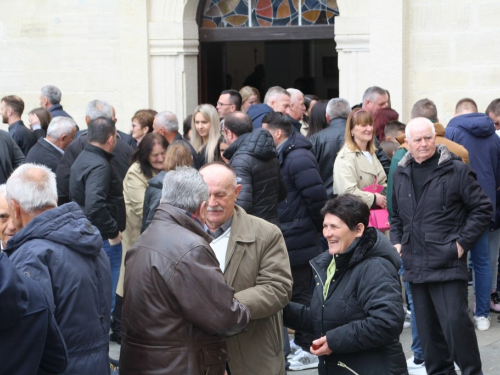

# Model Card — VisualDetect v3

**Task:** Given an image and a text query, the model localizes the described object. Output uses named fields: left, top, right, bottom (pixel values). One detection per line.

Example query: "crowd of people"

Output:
left=1, top=83, right=500, bottom=375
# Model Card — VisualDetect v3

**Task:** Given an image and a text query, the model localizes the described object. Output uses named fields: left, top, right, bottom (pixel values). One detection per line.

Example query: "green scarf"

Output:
left=323, top=258, right=336, bottom=299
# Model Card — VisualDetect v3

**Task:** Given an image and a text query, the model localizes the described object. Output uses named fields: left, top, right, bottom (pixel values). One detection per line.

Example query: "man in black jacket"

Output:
left=1, top=95, right=36, bottom=156
left=70, top=117, right=125, bottom=312
left=26, top=116, right=77, bottom=173
left=262, top=112, right=327, bottom=369
left=222, top=111, right=286, bottom=226
left=391, top=117, right=492, bottom=374
left=40, top=85, right=74, bottom=119
left=56, top=99, right=133, bottom=205
left=0, top=129, right=24, bottom=185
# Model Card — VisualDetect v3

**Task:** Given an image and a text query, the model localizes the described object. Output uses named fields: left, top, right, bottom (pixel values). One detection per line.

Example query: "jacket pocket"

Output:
left=401, top=233, right=411, bottom=270
left=424, top=232, right=460, bottom=269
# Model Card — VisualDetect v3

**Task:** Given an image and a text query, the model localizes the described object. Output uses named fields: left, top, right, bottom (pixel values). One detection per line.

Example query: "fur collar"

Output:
left=398, top=144, right=452, bottom=168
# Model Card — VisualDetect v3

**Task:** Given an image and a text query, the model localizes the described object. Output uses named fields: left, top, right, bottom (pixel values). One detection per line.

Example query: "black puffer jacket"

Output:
left=69, top=143, right=126, bottom=240
left=224, top=128, right=287, bottom=225
left=56, top=132, right=133, bottom=205
left=391, top=145, right=492, bottom=283
left=278, top=131, right=327, bottom=266
left=141, top=170, right=165, bottom=233
left=284, top=228, right=407, bottom=375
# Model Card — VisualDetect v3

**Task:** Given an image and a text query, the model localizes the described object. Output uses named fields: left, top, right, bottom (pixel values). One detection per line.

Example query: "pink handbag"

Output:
left=363, top=177, right=390, bottom=231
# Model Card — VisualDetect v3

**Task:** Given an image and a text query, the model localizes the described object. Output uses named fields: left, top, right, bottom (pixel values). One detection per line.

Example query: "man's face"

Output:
left=39, top=95, right=48, bottom=108
left=262, top=123, right=280, bottom=147
left=200, top=166, right=241, bottom=231
left=365, top=93, right=389, bottom=116
left=1, top=196, right=18, bottom=248
left=216, top=94, right=235, bottom=119
left=61, top=127, right=77, bottom=150
left=489, top=112, right=500, bottom=131
left=273, top=94, right=291, bottom=113
left=0, top=101, right=8, bottom=124
left=286, top=94, right=306, bottom=121
left=152, top=118, right=165, bottom=137
left=406, top=120, right=436, bottom=163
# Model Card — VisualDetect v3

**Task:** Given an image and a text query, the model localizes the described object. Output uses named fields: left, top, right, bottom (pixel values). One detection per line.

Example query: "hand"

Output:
left=394, top=244, right=402, bottom=257
left=375, top=193, right=386, bottom=209
left=457, top=241, right=464, bottom=258
left=28, top=113, right=40, bottom=127
left=310, top=336, right=332, bottom=356
left=108, top=232, right=121, bottom=246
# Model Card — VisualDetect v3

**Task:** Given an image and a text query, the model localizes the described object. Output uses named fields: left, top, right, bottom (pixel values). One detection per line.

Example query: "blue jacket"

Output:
left=445, top=113, right=500, bottom=217
left=0, top=252, right=67, bottom=375
left=277, top=131, right=327, bottom=266
left=48, top=104, right=73, bottom=119
left=247, top=103, right=273, bottom=129
left=6, top=202, right=112, bottom=375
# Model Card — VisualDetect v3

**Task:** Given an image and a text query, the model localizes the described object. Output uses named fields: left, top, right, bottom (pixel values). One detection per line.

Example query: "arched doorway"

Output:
left=196, top=0, right=339, bottom=105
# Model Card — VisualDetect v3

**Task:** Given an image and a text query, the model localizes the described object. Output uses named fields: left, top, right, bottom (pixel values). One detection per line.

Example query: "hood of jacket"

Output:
left=6, top=202, right=103, bottom=258
left=447, top=113, right=496, bottom=138
left=224, top=128, right=277, bottom=161
left=278, top=131, right=313, bottom=163
left=0, top=252, right=28, bottom=329
left=247, top=103, right=273, bottom=124
left=148, top=170, right=166, bottom=189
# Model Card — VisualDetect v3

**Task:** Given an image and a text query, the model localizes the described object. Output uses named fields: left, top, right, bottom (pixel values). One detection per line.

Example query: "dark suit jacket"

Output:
left=26, top=138, right=63, bottom=174
left=48, top=104, right=73, bottom=119
left=0, top=129, right=25, bottom=184
left=33, top=128, right=46, bottom=140
left=8, top=121, right=37, bottom=156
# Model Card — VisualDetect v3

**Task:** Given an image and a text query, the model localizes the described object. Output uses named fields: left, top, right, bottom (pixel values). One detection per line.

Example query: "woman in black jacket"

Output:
left=284, top=194, right=407, bottom=375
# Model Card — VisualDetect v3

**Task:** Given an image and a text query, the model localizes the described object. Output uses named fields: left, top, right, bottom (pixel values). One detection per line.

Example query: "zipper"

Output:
left=310, top=262, right=324, bottom=288
left=337, top=361, right=359, bottom=375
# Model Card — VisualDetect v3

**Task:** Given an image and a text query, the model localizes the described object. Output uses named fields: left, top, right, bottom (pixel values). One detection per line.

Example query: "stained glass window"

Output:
left=201, top=0, right=338, bottom=28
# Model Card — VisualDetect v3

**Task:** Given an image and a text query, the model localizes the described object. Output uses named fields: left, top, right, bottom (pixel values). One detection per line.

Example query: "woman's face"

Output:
left=131, top=120, right=147, bottom=142
left=352, top=122, right=374, bottom=149
left=194, top=112, right=210, bottom=141
left=306, top=100, right=317, bottom=116
left=242, top=94, right=258, bottom=113
left=323, top=213, right=363, bottom=255
left=148, top=142, right=166, bottom=171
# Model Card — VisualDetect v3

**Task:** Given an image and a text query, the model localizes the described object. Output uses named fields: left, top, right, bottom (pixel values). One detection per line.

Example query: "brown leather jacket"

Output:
left=120, top=203, right=250, bottom=375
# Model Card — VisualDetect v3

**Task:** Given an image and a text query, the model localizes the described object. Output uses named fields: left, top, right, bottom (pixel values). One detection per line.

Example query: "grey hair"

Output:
left=85, top=99, right=113, bottom=120
left=155, top=111, right=179, bottom=132
left=326, top=98, right=351, bottom=119
left=161, top=166, right=208, bottom=214
left=405, top=117, right=436, bottom=140
left=47, top=116, right=77, bottom=139
left=41, top=85, right=62, bottom=105
left=362, top=86, right=387, bottom=104
left=286, top=88, right=304, bottom=101
left=263, top=86, right=289, bottom=104
left=6, top=164, right=57, bottom=213
left=0, top=184, right=6, bottom=198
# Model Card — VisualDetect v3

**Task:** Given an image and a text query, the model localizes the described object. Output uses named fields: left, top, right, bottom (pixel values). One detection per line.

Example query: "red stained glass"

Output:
left=256, top=0, right=273, bottom=18
left=257, top=17, right=272, bottom=26
left=202, top=19, right=218, bottom=28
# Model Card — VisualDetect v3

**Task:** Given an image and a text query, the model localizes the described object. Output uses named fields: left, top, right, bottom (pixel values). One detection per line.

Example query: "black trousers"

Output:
left=290, top=264, right=315, bottom=351
left=411, top=281, right=482, bottom=375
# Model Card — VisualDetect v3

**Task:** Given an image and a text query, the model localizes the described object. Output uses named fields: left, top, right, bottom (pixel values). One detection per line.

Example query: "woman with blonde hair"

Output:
left=141, top=142, right=193, bottom=231
left=333, top=109, right=387, bottom=209
left=191, top=104, right=220, bottom=167
left=239, top=86, right=260, bottom=113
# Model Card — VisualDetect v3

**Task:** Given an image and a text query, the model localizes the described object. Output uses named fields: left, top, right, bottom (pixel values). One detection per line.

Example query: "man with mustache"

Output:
left=200, top=162, right=293, bottom=375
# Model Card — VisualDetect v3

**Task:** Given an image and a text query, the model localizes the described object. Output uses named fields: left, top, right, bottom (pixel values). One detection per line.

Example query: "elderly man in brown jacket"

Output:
left=200, top=162, right=293, bottom=375
left=120, top=167, right=250, bottom=375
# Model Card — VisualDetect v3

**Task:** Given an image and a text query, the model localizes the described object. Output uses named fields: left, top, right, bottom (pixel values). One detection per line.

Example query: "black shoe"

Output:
left=110, top=332, right=121, bottom=345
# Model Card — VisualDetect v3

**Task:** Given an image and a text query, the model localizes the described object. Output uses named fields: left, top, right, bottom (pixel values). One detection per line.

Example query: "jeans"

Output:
left=103, top=239, right=122, bottom=312
left=489, top=229, right=500, bottom=291
left=470, top=230, right=492, bottom=317
left=399, top=259, right=424, bottom=361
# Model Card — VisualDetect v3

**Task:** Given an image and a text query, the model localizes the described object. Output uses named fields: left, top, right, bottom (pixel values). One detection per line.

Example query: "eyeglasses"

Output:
left=217, top=102, right=232, bottom=107
left=220, top=127, right=227, bottom=136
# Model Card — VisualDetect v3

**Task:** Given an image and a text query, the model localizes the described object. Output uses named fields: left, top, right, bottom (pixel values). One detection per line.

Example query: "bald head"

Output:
left=405, top=118, right=436, bottom=164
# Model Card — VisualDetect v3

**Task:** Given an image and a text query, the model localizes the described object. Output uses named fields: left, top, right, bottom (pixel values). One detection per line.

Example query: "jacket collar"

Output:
left=228, top=205, right=255, bottom=243
left=84, top=143, right=114, bottom=161
left=8, top=120, right=24, bottom=130
left=49, top=104, right=63, bottom=112
left=399, top=144, right=452, bottom=168
left=328, top=117, right=347, bottom=128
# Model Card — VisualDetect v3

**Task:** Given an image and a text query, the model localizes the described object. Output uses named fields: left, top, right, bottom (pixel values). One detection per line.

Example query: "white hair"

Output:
left=286, top=88, right=304, bottom=102
left=155, top=111, right=179, bottom=132
left=0, top=184, right=6, bottom=199
left=263, top=86, right=289, bottom=105
left=161, top=166, right=208, bottom=214
left=47, top=116, right=77, bottom=139
left=41, top=85, right=62, bottom=105
left=85, top=99, right=113, bottom=120
left=326, top=98, right=351, bottom=119
left=405, top=117, right=436, bottom=140
left=362, top=86, right=387, bottom=104
left=6, top=164, right=57, bottom=213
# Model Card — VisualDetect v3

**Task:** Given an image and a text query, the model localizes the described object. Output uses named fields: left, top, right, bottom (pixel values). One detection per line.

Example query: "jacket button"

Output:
left=316, top=282, right=319, bottom=285
left=315, top=275, right=317, bottom=278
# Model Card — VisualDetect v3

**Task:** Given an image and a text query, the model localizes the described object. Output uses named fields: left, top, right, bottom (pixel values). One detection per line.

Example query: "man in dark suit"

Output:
left=26, top=116, right=77, bottom=173
left=40, top=85, right=74, bottom=119
left=1, top=95, right=36, bottom=156
left=0, top=129, right=24, bottom=184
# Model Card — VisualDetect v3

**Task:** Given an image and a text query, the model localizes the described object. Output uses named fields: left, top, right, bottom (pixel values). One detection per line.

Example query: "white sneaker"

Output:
left=473, top=315, right=491, bottom=331
left=287, top=340, right=300, bottom=359
left=288, top=349, right=319, bottom=371
left=403, top=321, right=412, bottom=328
left=406, top=356, right=426, bottom=370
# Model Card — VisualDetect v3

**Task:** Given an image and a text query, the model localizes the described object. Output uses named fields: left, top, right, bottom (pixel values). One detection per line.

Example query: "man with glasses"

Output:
left=216, top=90, right=242, bottom=120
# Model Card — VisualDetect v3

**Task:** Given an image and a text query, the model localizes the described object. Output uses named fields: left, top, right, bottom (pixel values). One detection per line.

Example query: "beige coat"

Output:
left=223, top=206, right=293, bottom=375
left=333, top=146, right=387, bottom=207
left=117, top=162, right=152, bottom=296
